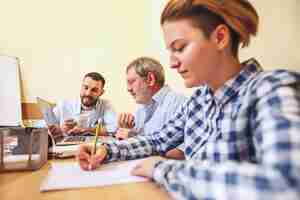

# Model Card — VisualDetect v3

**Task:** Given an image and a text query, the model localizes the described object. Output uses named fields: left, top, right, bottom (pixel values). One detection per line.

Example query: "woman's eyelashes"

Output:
left=176, top=45, right=185, bottom=52
left=172, top=44, right=186, bottom=53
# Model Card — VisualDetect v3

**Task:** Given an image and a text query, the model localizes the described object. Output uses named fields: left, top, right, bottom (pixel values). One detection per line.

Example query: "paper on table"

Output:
left=40, top=159, right=148, bottom=192
left=48, top=145, right=80, bottom=158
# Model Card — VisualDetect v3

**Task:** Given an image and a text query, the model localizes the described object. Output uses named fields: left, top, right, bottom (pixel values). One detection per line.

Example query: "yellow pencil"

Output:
left=92, top=122, right=101, bottom=155
left=89, top=121, right=101, bottom=170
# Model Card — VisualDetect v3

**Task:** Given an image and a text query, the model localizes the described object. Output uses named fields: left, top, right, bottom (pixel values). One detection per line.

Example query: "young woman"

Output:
left=78, top=1, right=300, bottom=199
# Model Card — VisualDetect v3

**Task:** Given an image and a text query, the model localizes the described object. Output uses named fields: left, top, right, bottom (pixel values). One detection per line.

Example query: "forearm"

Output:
left=151, top=82, right=300, bottom=200
left=103, top=135, right=157, bottom=162
left=153, top=160, right=300, bottom=200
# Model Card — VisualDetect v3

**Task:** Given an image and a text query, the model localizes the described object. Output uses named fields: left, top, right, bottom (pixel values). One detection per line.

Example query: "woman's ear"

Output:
left=211, top=24, right=230, bottom=51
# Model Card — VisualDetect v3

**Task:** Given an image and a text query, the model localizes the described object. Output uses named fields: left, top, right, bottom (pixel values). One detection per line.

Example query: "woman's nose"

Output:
left=170, top=55, right=179, bottom=69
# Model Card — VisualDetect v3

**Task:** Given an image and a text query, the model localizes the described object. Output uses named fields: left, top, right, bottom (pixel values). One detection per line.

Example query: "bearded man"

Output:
left=48, top=72, right=117, bottom=136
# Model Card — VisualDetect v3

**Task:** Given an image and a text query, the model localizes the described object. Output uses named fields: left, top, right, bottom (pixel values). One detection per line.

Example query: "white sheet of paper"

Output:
left=40, top=159, right=148, bottom=192
left=49, top=145, right=80, bottom=158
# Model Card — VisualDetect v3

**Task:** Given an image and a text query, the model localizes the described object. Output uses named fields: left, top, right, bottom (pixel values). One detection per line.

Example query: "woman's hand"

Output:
left=131, top=156, right=166, bottom=179
left=77, top=144, right=108, bottom=170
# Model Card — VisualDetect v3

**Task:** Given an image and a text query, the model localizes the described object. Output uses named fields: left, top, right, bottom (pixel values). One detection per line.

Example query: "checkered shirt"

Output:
left=104, top=59, right=300, bottom=200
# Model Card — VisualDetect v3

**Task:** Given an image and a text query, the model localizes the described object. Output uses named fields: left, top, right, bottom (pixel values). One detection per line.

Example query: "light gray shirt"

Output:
left=132, top=85, right=187, bottom=150
left=53, top=98, right=117, bottom=132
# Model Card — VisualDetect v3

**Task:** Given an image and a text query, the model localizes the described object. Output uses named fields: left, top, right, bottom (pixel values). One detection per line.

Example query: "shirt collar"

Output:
left=139, top=85, right=170, bottom=110
left=152, top=85, right=170, bottom=104
left=191, top=58, right=263, bottom=106
left=214, top=58, right=263, bottom=106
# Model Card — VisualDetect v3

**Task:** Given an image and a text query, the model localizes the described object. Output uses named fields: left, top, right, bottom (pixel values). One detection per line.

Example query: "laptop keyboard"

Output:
left=64, top=136, right=87, bottom=143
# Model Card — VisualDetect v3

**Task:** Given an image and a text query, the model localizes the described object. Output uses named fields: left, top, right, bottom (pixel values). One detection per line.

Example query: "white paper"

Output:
left=40, top=159, right=148, bottom=192
left=49, top=145, right=80, bottom=158
left=0, top=55, right=22, bottom=126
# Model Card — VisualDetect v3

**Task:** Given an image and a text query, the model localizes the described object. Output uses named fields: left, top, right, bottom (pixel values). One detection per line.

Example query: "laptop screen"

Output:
left=36, top=97, right=58, bottom=125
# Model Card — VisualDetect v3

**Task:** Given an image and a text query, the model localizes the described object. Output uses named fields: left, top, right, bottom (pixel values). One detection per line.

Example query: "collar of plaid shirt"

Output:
left=184, top=58, right=263, bottom=160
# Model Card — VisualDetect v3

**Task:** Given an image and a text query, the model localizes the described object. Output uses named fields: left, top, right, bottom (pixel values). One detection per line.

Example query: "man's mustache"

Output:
left=82, top=96, right=94, bottom=100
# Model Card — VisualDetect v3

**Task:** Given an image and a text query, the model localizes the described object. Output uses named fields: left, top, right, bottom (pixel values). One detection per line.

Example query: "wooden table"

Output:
left=0, top=159, right=171, bottom=200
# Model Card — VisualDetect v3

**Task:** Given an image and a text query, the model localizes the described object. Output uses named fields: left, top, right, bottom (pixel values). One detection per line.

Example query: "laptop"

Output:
left=36, top=97, right=118, bottom=157
left=36, top=97, right=94, bottom=147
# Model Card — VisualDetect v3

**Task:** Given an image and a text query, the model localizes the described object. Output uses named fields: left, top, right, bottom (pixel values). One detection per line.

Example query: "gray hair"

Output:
left=126, top=57, right=165, bottom=87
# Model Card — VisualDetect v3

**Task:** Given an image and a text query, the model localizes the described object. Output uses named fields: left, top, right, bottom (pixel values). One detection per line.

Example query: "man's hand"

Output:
left=118, top=113, right=135, bottom=129
left=115, top=128, right=131, bottom=139
left=62, top=119, right=77, bottom=133
left=48, top=124, right=63, bottom=136
left=131, top=156, right=166, bottom=179
left=67, top=126, right=86, bottom=135
left=77, top=144, right=108, bottom=170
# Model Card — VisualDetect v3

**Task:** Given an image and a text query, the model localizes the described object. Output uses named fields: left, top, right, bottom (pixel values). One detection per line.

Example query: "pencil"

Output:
left=92, top=122, right=101, bottom=155
left=89, top=121, right=101, bottom=170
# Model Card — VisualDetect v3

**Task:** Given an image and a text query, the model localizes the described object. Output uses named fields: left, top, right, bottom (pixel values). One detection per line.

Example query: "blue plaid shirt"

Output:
left=104, top=59, right=300, bottom=200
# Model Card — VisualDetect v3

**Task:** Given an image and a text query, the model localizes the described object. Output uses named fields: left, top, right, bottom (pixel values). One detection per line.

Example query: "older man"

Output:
left=116, top=57, right=187, bottom=159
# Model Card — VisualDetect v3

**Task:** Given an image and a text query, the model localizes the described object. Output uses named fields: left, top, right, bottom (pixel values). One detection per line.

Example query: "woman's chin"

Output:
left=184, top=79, right=199, bottom=88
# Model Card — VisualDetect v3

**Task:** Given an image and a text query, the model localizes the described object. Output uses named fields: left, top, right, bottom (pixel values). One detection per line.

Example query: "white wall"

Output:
left=0, top=0, right=150, bottom=112
left=0, top=0, right=299, bottom=113
left=146, top=0, right=300, bottom=97
left=240, top=1, right=299, bottom=70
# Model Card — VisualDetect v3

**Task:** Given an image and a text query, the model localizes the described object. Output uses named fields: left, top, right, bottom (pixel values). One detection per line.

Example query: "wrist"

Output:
left=95, top=144, right=108, bottom=159
left=152, top=160, right=170, bottom=184
left=96, top=144, right=106, bottom=154
left=101, top=143, right=112, bottom=161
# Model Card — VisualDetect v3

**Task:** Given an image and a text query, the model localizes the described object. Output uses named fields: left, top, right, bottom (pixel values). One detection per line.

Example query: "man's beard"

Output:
left=81, top=96, right=98, bottom=108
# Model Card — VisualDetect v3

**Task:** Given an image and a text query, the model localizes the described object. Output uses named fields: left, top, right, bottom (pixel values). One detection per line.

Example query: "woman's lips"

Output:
left=178, top=70, right=188, bottom=77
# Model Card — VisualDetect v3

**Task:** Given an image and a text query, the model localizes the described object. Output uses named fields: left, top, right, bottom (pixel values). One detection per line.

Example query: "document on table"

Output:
left=40, top=159, right=148, bottom=192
